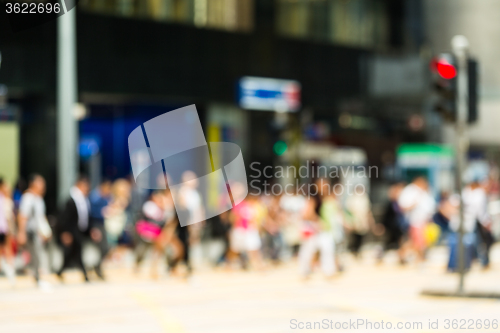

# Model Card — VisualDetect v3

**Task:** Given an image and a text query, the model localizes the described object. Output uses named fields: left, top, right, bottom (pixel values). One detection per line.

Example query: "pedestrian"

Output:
left=168, top=170, right=210, bottom=276
left=228, top=194, right=263, bottom=270
left=210, top=211, right=232, bottom=266
left=175, top=171, right=205, bottom=271
left=0, top=178, right=16, bottom=285
left=433, top=192, right=455, bottom=239
left=17, top=174, right=51, bottom=289
left=57, top=175, right=101, bottom=282
left=298, top=178, right=336, bottom=279
left=134, top=190, right=177, bottom=278
left=103, top=178, right=131, bottom=262
left=448, top=179, right=489, bottom=272
left=319, top=179, right=345, bottom=272
left=344, top=189, right=374, bottom=257
left=377, top=182, right=406, bottom=264
left=262, top=195, right=283, bottom=264
left=88, top=179, right=112, bottom=279
left=161, top=190, right=189, bottom=278
left=280, top=187, right=307, bottom=257
left=12, top=178, right=26, bottom=215
left=398, top=176, right=436, bottom=262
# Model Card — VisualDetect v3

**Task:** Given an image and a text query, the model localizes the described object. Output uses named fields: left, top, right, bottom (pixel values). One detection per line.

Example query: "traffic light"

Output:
left=273, top=140, right=288, bottom=156
left=431, top=53, right=457, bottom=122
left=467, top=58, right=478, bottom=123
left=430, top=54, right=479, bottom=124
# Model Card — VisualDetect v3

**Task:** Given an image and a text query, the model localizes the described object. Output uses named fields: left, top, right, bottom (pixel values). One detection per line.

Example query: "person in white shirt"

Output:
left=447, top=180, right=489, bottom=271
left=398, top=176, right=436, bottom=261
left=298, top=178, right=336, bottom=279
left=18, top=174, right=49, bottom=287
left=279, top=189, right=306, bottom=256
left=0, top=178, right=15, bottom=285
left=171, top=171, right=205, bottom=276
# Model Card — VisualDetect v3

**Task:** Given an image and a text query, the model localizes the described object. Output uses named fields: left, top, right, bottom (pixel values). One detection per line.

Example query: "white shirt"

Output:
left=398, top=183, right=436, bottom=227
left=449, top=187, right=489, bottom=233
left=280, top=195, right=306, bottom=215
left=179, top=187, right=203, bottom=224
left=70, top=187, right=90, bottom=232
left=19, top=192, right=46, bottom=232
left=0, top=194, right=7, bottom=233
left=345, top=193, right=371, bottom=234
left=142, top=200, right=170, bottom=223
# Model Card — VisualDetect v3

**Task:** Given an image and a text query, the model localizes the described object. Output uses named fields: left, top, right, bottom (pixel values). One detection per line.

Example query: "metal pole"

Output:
left=57, top=5, right=78, bottom=205
left=451, top=35, right=469, bottom=295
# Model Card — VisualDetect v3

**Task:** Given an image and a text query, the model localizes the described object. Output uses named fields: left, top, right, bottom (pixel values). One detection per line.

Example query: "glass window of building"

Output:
left=79, top=0, right=254, bottom=32
left=276, top=0, right=389, bottom=48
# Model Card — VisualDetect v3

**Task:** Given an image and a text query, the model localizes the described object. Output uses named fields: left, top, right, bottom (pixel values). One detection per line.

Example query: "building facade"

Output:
left=0, top=0, right=427, bottom=212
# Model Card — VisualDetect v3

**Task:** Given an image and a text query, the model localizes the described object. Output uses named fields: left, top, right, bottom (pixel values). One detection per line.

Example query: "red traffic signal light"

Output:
left=431, top=54, right=457, bottom=122
left=430, top=53, right=479, bottom=124
left=431, top=57, right=457, bottom=79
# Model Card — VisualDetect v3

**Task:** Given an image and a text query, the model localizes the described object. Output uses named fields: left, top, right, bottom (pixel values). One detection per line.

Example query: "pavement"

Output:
left=1, top=246, right=500, bottom=333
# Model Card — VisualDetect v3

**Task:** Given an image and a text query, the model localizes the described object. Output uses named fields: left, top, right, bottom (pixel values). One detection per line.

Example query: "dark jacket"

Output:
left=58, top=198, right=90, bottom=240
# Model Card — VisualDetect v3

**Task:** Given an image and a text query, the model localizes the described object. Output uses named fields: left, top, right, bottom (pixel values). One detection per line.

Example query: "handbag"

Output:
left=38, top=216, right=52, bottom=240
left=135, top=220, right=162, bottom=242
left=424, top=222, right=441, bottom=246
left=301, top=221, right=318, bottom=239
left=31, top=203, right=52, bottom=240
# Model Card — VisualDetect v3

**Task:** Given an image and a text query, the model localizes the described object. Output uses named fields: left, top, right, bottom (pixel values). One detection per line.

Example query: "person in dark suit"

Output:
left=57, top=175, right=102, bottom=282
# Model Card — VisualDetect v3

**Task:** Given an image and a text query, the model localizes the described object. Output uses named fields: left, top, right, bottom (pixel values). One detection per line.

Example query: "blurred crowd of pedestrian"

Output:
left=379, top=175, right=496, bottom=272
left=0, top=169, right=498, bottom=290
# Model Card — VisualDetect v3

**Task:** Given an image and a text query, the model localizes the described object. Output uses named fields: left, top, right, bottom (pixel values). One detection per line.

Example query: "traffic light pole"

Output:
left=452, top=35, right=469, bottom=296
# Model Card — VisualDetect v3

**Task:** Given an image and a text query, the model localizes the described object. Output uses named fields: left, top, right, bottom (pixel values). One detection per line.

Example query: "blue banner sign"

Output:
left=238, top=76, right=301, bottom=112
